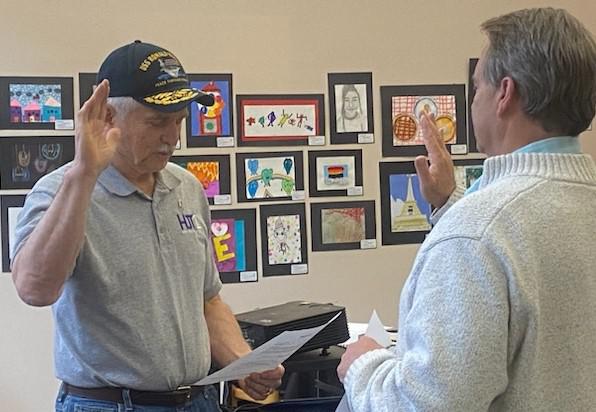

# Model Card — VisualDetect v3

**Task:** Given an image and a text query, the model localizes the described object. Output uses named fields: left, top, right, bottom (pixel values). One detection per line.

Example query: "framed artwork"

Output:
left=210, top=208, right=258, bottom=284
left=236, top=94, right=325, bottom=146
left=307, top=149, right=363, bottom=197
left=328, top=72, right=374, bottom=144
left=0, top=76, right=74, bottom=130
left=453, top=158, right=484, bottom=191
left=170, top=154, right=231, bottom=205
left=78, top=72, right=97, bottom=108
left=311, top=200, right=376, bottom=251
left=236, top=151, right=304, bottom=203
left=1, top=195, right=26, bottom=273
left=467, top=58, right=480, bottom=153
left=259, top=203, right=308, bottom=277
left=381, top=84, right=467, bottom=157
left=0, top=136, right=75, bottom=189
left=186, top=74, right=234, bottom=147
left=379, top=162, right=432, bottom=245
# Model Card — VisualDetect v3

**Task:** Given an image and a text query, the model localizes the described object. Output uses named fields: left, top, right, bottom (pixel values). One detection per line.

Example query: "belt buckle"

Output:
left=176, top=385, right=192, bottom=401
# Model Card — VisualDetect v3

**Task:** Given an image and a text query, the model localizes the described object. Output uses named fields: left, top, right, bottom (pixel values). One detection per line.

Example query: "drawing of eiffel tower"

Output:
left=392, top=175, right=431, bottom=232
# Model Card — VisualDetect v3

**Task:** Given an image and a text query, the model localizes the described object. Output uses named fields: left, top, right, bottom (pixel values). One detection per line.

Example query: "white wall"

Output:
left=1, top=1, right=595, bottom=410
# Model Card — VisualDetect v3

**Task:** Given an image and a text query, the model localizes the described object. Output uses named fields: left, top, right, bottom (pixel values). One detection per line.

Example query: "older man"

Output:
left=11, top=41, right=283, bottom=412
left=338, top=8, right=596, bottom=411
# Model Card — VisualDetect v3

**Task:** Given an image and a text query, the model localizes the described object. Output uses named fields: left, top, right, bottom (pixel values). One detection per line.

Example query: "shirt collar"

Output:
left=97, top=163, right=181, bottom=196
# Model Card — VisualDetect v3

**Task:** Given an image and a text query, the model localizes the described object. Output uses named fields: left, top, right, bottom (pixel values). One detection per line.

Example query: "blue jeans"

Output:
left=55, top=384, right=222, bottom=412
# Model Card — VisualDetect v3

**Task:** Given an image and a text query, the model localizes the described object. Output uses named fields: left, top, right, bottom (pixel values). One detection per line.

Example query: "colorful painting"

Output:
left=1, top=195, right=26, bottom=273
left=170, top=155, right=230, bottom=205
left=244, top=157, right=296, bottom=199
left=321, top=207, right=366, bottom=244
left=389, top=174, right=431, bottom=233
left=381, top=85, right=467, bottom=157
left=454, top=164, right=484, bottom=190
left=0, top=137, right=75, bottom=189
left=211, top=218, right=246, bottom=272
left=186, top=74, right=233, bottom=147
left=328, top=72, right=374, bottom=144
left=316, top=156, right=355, bottom=191
left=210, top=208, right=257, bottom=283
left=237, top=94, right=325, bottom=146
left=391, top=95, right=456, bottom=146
left=266, top=214, right=302, bottom=265
left=9, top=84, right=62, bottom=123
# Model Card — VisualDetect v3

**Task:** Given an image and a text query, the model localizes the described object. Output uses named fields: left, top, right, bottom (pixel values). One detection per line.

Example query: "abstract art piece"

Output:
left=308, top=149, right=363, bottom=197
left=467, top=58, right=481, bottom=153
left=1, top=195, right=25, bottom=273
left=236, top=94, right=325, bottom=146
left=186, top=74, right=234, bottom=147
left=0, top=136, right=75, bottom=189
left=454, top=158, right=484, bottom=191
left=380, top=162, right=433, bottom=245
left=381, top=84, right=467, bottom=157
left=170, top=154, right=231, bottom=205
left=0, top=76, right=74, bottom=130
left=210, top=208, right=257, bottom=284
left=328, top=72, right=374, bottom=144
left=260, top=203, right=308, bottom=277
left=311, top=200, right=376, bottom=251
left=236, top=151, right=304, bottom=203
left=78, top=72, right=97, bottom=108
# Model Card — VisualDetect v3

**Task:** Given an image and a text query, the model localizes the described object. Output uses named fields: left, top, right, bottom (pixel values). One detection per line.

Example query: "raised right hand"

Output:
left=72, top=79, right=121, bottom=178
left=414, top=112, right=456, bottom=208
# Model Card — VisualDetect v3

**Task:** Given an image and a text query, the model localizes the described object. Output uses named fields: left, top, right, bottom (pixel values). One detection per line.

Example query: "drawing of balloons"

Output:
left=247, top=159, right=259, bottom=175
left=283, top=158, right=293, bottom=174
left=261, top=168, right=274, bottom=186
left=281, top=178, right=295, bottom=195
left=247, top=180, right=259, bottom=198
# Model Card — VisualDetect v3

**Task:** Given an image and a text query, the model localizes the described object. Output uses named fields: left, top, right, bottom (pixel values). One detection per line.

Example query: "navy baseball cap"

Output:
left=97, top=40, right=214, bottom=112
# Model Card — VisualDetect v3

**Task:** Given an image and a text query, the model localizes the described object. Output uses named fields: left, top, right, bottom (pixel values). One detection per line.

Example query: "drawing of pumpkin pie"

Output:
left=393, top=113, right=417, bottom=142
left=435, top=114, right=456, bottom=143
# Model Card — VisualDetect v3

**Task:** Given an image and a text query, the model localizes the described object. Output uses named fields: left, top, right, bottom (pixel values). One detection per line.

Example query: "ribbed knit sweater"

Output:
left=344, top=153, right=596, bottom=411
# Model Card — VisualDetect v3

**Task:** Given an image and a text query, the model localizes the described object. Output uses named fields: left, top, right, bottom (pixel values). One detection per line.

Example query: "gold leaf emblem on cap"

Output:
left=144, top=89, right=199, bottom=105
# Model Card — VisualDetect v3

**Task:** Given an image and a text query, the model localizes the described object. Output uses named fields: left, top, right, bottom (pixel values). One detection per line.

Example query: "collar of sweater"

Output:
left=478, top=152, right=596, bottom=190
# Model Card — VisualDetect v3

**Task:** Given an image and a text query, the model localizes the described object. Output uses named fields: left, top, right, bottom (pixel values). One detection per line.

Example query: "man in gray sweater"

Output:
left=338, top=8, right=596, bottom=411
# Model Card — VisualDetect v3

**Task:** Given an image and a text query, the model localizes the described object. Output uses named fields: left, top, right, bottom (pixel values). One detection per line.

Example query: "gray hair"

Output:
left=106, top=96, right=142, bottom=119
left=481, top=8, right=596, bottom=135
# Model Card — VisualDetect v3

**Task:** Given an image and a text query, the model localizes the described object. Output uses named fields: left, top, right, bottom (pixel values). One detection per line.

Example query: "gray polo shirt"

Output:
left=12, top=162, right=222, bottom=390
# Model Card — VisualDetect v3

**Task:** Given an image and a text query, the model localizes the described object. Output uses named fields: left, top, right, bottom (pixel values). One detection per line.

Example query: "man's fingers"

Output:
left=420, top=112, right=446, bottom=156
left=83, top=79, right=109, bottom=120
left=414, top=155, right=432, bottom=184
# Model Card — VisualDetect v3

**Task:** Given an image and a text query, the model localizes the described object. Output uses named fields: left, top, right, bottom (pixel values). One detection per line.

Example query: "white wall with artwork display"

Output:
left=1, top=0, right=595, bottom=410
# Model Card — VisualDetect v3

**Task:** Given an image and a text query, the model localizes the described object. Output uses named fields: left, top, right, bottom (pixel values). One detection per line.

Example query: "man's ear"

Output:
left=496, top=77, right=518, bottom=117
left=105, top=104, right=116, bottom=126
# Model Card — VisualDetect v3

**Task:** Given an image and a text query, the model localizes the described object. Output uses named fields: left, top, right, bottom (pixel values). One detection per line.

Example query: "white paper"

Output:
left=291, top=190, right=305, bottom=201
left=357, top=133, right=374, bottom=144
left=290, top=264, right=308, bottom=274
left=450, top=144, right=468, bottom=155
left=337, top=311, right=392, bottom=412
left=240, top=271, right=257, bottom=282
left=216, top=137, right=235, bottom=147
left=346, top=186, right=363, bottom=196
left=213, top=194, right=232, bottom=205
left=360, top=239, right=377, bottom=250
left=308, top=135, right=325, bottom=146
left=196, top=312, right=341, bottom=385
left=54, top=119, right=74, bottom=130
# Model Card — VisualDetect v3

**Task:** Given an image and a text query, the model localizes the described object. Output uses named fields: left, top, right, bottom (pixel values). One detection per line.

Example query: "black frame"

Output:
left=236, top=94, right=325, bottom=147
left=186, top=73, right=234, bottom=147
left=0, top=76, right=74, bottom=130
left=236, top=151, right=305, bottom=203
left=170, top=154, right=231, bottom=205
left=328, top=72, right=374, bottom=144
left=210, top=208, right=258, bottom=284
left=381, top=84, right=467, bottom=157
left=379, top=162, right=433, bottom=245
left=1, top=195, right=26, bottom=273
left=259, top=203, right=308, bottom=277
left=0, top=136, right=75, bottom=189
left=311, top=200, right=376, bottom=251
left=467, top=58, right=480, bottom=153
left=78, top=72, right=97, bottom=108
left=307, top=149, right=363, bottom=197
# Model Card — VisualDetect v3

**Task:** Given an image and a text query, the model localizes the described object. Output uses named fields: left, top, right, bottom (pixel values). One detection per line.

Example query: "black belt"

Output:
left=63, top=382, right=208, bottom=407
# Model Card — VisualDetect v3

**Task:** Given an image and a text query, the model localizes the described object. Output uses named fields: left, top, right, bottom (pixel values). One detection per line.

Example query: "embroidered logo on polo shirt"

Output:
left=177, top=213, right=202, bottom=233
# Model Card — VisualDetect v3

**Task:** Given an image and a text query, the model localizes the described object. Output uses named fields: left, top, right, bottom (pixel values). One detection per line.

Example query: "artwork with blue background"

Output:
left=389, top=173, right=432, bottom=232
left=189, top=80, right=231, bottom=137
